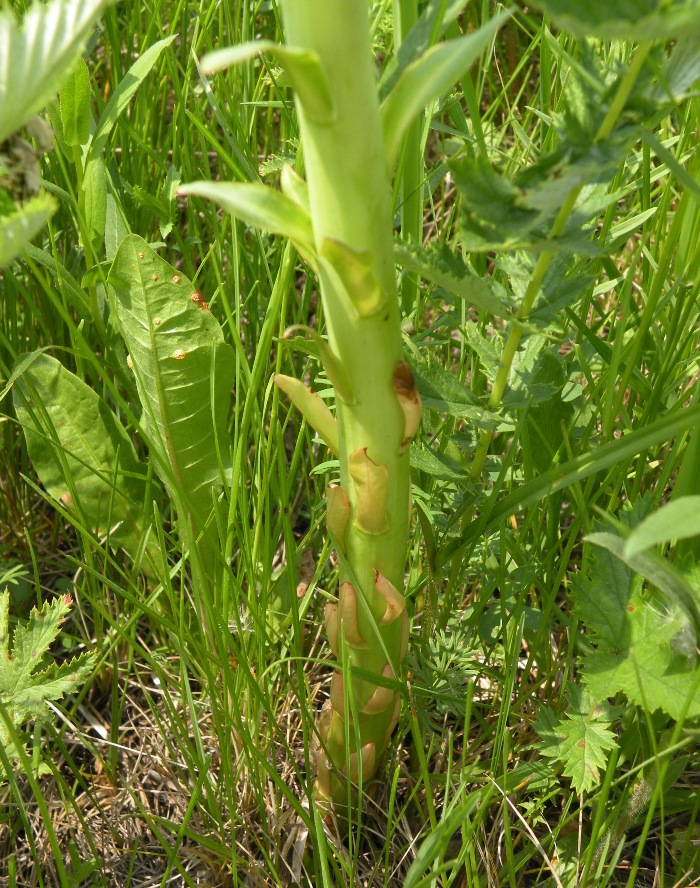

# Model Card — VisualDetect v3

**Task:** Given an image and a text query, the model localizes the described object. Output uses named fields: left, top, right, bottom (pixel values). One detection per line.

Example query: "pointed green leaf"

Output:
left=86, top=35, right=176, bottom=167
left=381, top=12, right=509, bottom=170
left=624, top=497, right=700, bottom=558
left=202, top=41, right=336, bottom=125
left=0, top=193, right=56, bottom=269
left=0, top=0, right=113, bottom=144
left=12, top=352, right=162, bottom=578
left=83, top=156, right=107, bottom=248
left=179, top=180, right=316, bottom=260
left=274, top=374, right=339, bottom=455
left=108, top=234, right=235, bottom=534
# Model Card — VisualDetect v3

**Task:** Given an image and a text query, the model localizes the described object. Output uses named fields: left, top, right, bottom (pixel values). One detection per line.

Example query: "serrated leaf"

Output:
left=0, top=0, right=113, bottom=144
left=381, top=12, right=509, bottom=170
left=202, top=41, right=336, bottom=125
left=574, top=539, right=700, bottom=720
left=0, top=590, right=95, bottom=773
left=4, top=593, right=72, bottom=695
left=10, top=653, right=95, bottom=720
left=108, top=234, right=235, bottom=538
left=179, top=180, right=315, bottom=260
left=394, top=241, right=506, bottom=316
left=535, top=697, right=617, bottom=794
left=587, top=531, right=700, bottom=635
left=12, top=352, right=162, bottom=578
left=0, top=193, right=55, bottom=269
left=624, top=497, right=700, bottom=558
left=410, top=447, right=466, bottom=481
left=531, top=0, right=700, bottom=41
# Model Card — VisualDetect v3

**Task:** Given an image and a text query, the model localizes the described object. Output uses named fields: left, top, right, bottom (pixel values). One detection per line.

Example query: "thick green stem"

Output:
left=279, top=0, right=415, bottom=802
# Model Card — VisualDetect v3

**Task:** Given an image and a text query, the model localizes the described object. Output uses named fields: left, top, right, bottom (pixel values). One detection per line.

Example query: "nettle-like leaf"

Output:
left=412, top=356, right=498, bottom=430
left=450, top=144, right=625, bottom=255
left=394, top=240, right=507, bottom=316
left=531, top=0, right=700, bottom=41
left=573, top=538, right=700, bottom=721
left=0, top=0, right=114, bottom=144
left=535, top=687, right=619, bottom=794
left=0, top=589, right=94, bottom=773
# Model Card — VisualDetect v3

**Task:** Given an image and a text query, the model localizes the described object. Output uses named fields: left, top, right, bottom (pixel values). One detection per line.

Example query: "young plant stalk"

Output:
left=277, top=0, right=417, bottom=802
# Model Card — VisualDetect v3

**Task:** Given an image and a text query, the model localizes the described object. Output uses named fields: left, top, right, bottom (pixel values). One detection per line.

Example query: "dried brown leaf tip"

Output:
left=393, top=361, right=422, bottom=450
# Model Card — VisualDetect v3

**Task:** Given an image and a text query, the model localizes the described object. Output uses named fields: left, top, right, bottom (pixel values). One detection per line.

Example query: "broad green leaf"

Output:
left=381, top=12, right=509, bottom=170
left=378, top=0, right=470, bottom=100
left=394, top=241, right=506, bottom=316
left=202, top=41, right=336, bottom=124
left=180, top=180, right=316, bottom=260
left=86, top=35, right=176, bottom=168
left=12, top=352, right=162, bottom=578
left=59, top=56, right=91, bottom=148
left=0, top=193, right=55, bottom=269
left=624, top=497, right=700, bottom=558
left=108, top=234, right=235, bottom=537
left=587, top=531, right=700, bottom=635
left=574, top=539, right=700, bottom=720
left=0, top=0, right=112, bottom=144
left=531, top=0, right=700, bottom=41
